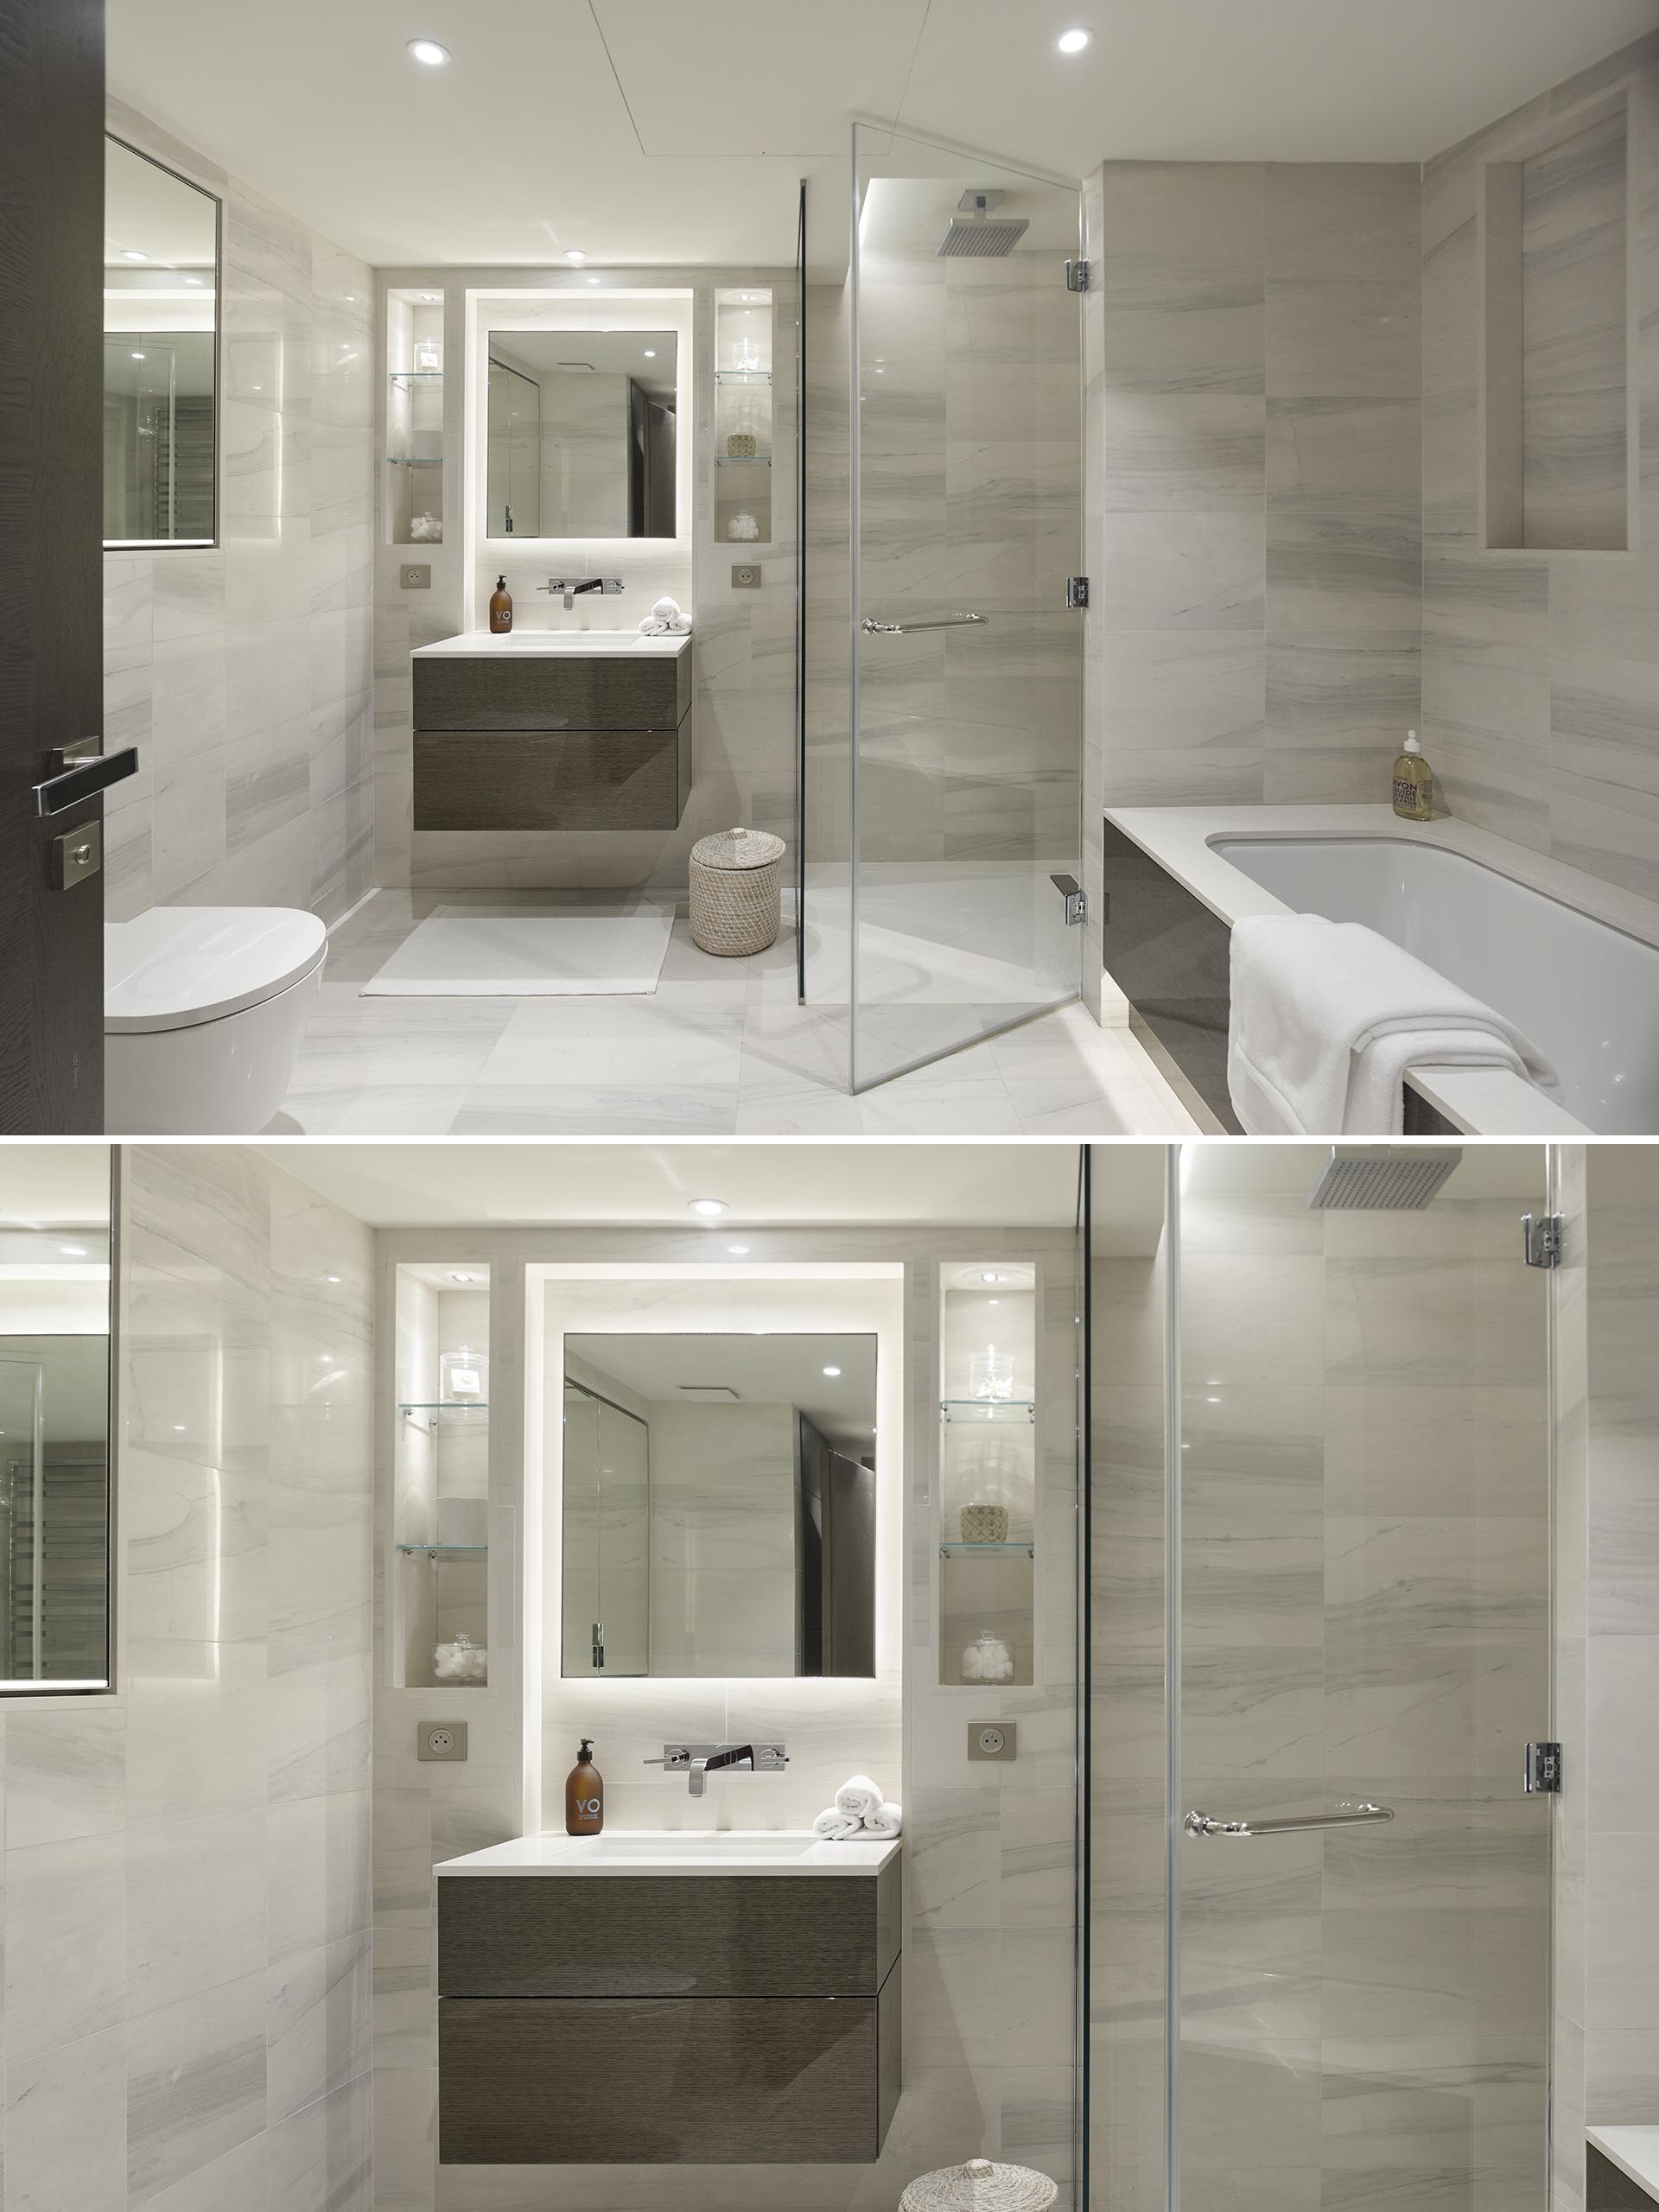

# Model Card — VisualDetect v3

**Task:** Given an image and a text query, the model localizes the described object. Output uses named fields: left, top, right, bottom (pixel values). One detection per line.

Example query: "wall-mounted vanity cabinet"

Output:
left=435, top=1838, right=902, bottom=2164
left=410, top=634, right=692, bottom=832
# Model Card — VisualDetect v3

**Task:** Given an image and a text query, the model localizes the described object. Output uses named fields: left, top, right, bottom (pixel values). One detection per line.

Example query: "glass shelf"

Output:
left=386, top=454, right=442, bottom=467
left=940, top=1541, right=1034, bottom=1558
left=715, top=453, right=772, bottom=467
left=390, top=369, right=443, bottom=380
left=940, top=1398, right=1035, bottom=1424
left=715, top=369, right=772, bottom=385
left=396, top=1543, right=487, bottom=1557
left=397, top=1401, right=489, bottom=1412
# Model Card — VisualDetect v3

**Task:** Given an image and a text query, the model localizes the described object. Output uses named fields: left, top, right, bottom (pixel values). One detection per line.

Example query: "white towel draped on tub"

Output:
left=1228, top=912, right=1561, bottom=1136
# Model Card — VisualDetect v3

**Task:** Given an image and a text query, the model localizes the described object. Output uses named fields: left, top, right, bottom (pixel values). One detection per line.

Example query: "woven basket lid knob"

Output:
left=966, top=2162, right=995, bottom=2180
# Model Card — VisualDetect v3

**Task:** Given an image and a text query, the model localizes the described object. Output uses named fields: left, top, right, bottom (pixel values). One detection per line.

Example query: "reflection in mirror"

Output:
left=486, top=330, right=677, bottom=538
left=562, top=1333, right=876, bottom=1679
left=0, top=1148, right=113, bottom=1691
left=104, top=137, right=219, bottom=547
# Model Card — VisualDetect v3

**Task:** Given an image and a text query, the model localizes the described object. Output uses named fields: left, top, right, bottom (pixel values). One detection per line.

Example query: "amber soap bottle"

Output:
left=489, top=575, right=512, bottom=634
left=565, top=1738, right=603, bottom=1835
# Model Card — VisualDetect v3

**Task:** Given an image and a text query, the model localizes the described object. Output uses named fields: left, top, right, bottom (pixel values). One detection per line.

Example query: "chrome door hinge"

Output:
left=591, top=1621, right=605, bottom=1670
left=1522, top=1211, right=1562, bottom=1269
left=1524, top=1741, right=1562, bottom=1794
left=1066, top=575, right=1090, bottom=610
left=1052, top=874, right=1087, bottom=925
left=1065, top=257, right=1090, bottom=292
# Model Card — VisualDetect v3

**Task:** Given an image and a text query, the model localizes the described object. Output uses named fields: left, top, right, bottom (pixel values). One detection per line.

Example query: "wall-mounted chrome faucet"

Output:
left=538, top=575, right=624, bottom=612
left=642, top=1741, right=789, bottom=1798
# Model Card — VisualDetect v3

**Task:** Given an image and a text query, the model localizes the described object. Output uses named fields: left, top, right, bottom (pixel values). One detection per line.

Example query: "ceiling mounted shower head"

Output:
left=938, top=189, right=1030, bottom=258
left=1306, top=1147, right=1463, bottom=1211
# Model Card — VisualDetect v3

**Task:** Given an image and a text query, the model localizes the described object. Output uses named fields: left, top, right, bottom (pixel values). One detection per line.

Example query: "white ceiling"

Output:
left=264, top=1141, right=1084, bottom=1227
left=107, top=0, right=1659, bottom=271
left=569, top=1330, right=878, bottom=1449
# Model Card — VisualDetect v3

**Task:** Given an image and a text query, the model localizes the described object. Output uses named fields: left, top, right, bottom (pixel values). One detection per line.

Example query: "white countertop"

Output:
left=1106, top=802, right=1615, bottom=1136
left=412, top=630, right=691, bottom=659
left=435, top=1830, right=902, bottom=1878
left=1588, top=2126, right=1659, bottom=2201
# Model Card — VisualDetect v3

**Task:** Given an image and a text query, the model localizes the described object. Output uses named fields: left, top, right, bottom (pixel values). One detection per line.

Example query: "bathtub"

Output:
left=1101, top=805, right=1659, bottom=1136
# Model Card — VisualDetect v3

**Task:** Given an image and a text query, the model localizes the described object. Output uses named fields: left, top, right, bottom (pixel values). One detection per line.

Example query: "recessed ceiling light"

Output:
left=689, top=1198, right=727, bottom=1218
left=130, top=351, right=146, bottom=361
left=449, top=1270, right=479, bottom=1283
left=419, top=292, right=441, bottom=302
left=122, top=250, right=146, bottom=261
left=643, top=348, right=656, bottom=358
left=1057, top=26, right=1092, bottom=54
left=822, top=1365, right=842, bottom=1378
left=727, top=1243, right=750, bottom=1255
left=59, top=1243, right=87, bottom=1255
left=407, top=37, right=449, bottom=65
left=565, top=250, right=586, bottom=265
left=980, top=1271, right=1002, bottom=1284
left=586, top=275, right=602, bottom=285
left=184, top=275, right=203, bottom=285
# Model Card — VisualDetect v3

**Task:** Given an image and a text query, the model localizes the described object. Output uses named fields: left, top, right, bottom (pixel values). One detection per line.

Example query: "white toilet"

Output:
left=105, top=906, right=327, bottom=1134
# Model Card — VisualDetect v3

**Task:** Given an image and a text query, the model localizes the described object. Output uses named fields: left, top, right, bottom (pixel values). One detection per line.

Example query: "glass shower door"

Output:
left=1170, top=1145, right=1553, bottom=2212
left=849, top=123, right=1084, bottom=1090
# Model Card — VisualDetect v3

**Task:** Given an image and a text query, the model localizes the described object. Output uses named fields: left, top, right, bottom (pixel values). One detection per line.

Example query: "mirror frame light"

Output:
left=103, top=134, right=223, bottom=554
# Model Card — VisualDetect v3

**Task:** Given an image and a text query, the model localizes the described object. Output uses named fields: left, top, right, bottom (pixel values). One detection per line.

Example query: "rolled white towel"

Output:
left=651, top=595, right=682, bottom=620
left=835, top=1774, right=883, bottom=1823
left=637, top=614, right=671, bottom=634
left=664, top=614, right=692, bottom=633
left=813, top=1807, right=862, bottom=1840
left=861, top=1800, right=903, bottom=1840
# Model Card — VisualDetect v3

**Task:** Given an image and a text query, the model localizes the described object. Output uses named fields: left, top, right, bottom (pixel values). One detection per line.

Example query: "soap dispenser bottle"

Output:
left=565, top=1738, right=603, bottom=1836
left=1392, top=728, right=1433, bottom=821
left=489, top=575, right=512, bottom=634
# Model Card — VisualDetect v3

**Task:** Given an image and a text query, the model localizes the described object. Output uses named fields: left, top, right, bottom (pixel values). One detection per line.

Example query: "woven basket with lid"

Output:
left=899, top=2158, right=1058, bottom=2212
left=689, top=824, right=785, bottom=957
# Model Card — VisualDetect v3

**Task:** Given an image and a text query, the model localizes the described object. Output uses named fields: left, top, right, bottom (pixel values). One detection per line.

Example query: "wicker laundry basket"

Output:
left=900, top=2159, right=1058, bottom=2212
left=689, top=825, right=785, bottom=957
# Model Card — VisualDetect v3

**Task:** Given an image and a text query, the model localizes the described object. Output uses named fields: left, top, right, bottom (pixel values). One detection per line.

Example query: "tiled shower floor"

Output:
left=265, top=890, right=1198, bottom=1136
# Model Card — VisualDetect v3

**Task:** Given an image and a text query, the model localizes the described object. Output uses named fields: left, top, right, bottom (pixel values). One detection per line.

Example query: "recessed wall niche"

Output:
left=1482, top=91, right=1632, bottom=553
left=392, top=1261, right=490, bottom=1689
left=938, top=1262, right=1036, bottom=1688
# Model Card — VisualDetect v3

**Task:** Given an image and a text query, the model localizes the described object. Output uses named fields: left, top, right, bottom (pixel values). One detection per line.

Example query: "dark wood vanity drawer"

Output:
left=413, top=722, right=690, bottom=831
left=439, top=1973, right=900, bottom=2164
left=413, top=650, right=690, bottom=733
left=439, top=1866, right=901, bottom=1999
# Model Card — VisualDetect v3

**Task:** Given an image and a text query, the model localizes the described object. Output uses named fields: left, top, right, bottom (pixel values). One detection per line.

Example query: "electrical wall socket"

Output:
left=968, top=1720, right=1016, bottom=1762
left=401, top=564, right=431, bottom=589
left=418, top=1720, right=468, bottom=1763
left=730, top=563, right=761, bottom=589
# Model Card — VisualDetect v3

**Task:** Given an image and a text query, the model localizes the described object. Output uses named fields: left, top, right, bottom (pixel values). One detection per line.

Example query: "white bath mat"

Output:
left=361, top=910, right=675, bottom=996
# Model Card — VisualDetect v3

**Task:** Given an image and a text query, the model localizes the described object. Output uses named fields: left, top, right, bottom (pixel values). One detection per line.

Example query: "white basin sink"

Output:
left=435, top=1828, right=901, bottom=1877
left=411, top=630, right=690, bottom=658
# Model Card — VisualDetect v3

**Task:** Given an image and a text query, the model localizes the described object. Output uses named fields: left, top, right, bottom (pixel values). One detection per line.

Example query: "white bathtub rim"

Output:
left=1101, top=802, right=1646, bottom=1135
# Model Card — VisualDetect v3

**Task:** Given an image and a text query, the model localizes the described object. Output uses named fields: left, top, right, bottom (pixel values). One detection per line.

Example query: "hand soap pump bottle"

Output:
left=565, top=1738, right=603, bottom=1836
left=489, top=575, right=512, bottom=634
left=1392, top=728, right=1433, bottom=822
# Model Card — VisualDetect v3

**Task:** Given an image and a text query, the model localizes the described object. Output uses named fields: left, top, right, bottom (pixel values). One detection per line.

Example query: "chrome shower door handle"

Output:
left=1184, top=1802, right=1394, bottom=1839
left=861, top=613, right=987, bottom=635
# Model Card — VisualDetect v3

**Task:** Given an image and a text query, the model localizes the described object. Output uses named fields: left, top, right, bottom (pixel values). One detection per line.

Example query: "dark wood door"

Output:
left=0, top=0, right=107, bottom=1131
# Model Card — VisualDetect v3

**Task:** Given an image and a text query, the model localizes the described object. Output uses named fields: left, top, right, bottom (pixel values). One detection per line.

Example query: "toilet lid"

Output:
left=105, top=907, right=327, bottom=1033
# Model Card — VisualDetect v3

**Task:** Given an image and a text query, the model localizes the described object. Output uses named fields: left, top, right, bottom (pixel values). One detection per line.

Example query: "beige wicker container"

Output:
left=689, top=825, right=785, bottom=957
left=900, top=2159, right=1058, bottom=2212
left=959, top=1504, right=1009, bottom=1546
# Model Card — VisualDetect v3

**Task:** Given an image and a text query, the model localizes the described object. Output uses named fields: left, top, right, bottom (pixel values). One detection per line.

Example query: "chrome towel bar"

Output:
left=1184, top=1802, right=1394, bottom=1839
left=861, top=613, right=987, bottom=635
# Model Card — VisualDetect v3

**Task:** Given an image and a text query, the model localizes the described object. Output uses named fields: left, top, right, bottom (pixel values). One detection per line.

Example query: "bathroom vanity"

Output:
left=435, top=1831, right=902, bottom=2164
left=410, top=632, right=693, bottom=833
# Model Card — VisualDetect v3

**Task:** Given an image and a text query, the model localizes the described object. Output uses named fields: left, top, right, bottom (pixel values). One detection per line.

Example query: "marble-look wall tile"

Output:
left=0, top=1145, right=376, bottom=2212
left=103, top=99, right=374, bottom=929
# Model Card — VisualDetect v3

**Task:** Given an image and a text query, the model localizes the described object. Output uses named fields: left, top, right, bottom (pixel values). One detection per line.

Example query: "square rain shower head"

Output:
left=1306, top=1147, right=1464, bottom=1211
left=938, top=189, right=1030, bottom=257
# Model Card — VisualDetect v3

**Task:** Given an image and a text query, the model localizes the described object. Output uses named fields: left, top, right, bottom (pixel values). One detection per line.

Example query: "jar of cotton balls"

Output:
left=727, top=509, right=760, bottom=542
left=961, top=1629, right=1014, bottom=1683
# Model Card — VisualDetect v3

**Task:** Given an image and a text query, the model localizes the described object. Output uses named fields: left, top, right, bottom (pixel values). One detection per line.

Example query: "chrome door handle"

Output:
left=861, top=613, right=987, bottom=635
left=1184, top=1802, right=1393, bottom=1838
left=34, top=745, right=138, bottom=817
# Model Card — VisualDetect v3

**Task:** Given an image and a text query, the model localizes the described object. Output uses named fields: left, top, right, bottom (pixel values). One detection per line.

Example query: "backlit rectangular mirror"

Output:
left=104, top=136, right=219, bottom=548
left=486, top=329, right=677, bottom=537
left=0, top=1147, right=113, bottom=1693
left=562, top=1332, right=876, bottom=1679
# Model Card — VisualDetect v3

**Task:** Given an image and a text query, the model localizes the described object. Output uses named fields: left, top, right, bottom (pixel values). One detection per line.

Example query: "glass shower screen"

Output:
left=848, top=124, right=1084, bottom=1090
